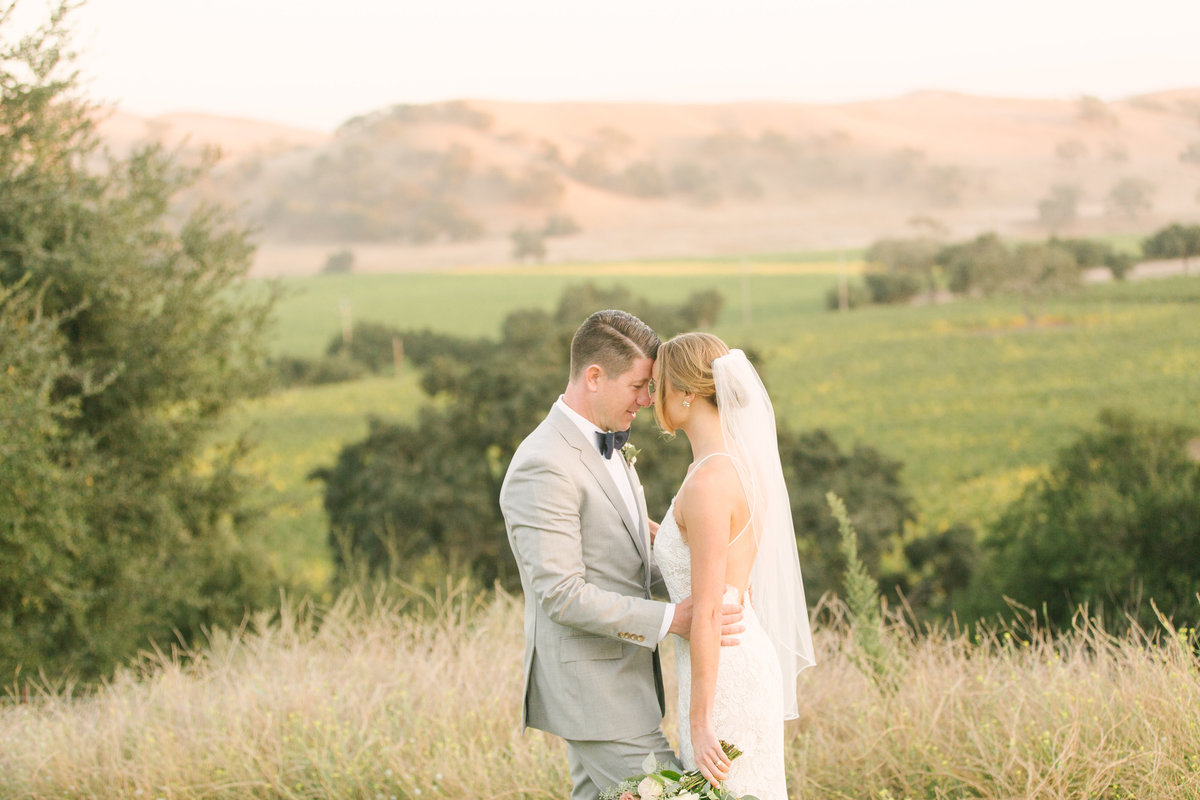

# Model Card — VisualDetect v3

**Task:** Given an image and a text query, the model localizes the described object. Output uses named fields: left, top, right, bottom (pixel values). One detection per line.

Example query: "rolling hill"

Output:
left=97, top=91, right=1200, bottom=275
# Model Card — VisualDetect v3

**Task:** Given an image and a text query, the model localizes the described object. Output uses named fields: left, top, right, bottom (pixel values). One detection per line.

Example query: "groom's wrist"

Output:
left=657, top=603, right=675, bottom=642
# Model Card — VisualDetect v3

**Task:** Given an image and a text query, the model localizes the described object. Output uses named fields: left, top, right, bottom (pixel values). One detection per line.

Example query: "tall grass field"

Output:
left=3, top=584, right=1198, bottom=799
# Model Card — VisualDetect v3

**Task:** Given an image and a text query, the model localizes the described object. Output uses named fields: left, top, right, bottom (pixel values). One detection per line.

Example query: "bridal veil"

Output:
left=712, top=348, right=816, bottom=719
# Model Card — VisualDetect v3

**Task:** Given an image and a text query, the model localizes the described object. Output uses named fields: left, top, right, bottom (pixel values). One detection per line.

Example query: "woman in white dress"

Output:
left=651, top=333, right=816, bottom=799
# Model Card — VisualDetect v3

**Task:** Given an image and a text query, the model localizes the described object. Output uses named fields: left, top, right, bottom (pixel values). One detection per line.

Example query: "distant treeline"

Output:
left=239, top=102, right=984, bottom=245
left=832, top=223, right=1200, bottom=317
left=227, top=97, right=1200, bottom=248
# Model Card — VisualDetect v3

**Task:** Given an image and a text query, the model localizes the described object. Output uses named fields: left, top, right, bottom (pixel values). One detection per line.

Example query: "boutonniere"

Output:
left=621, top=442, right=641, bottom=466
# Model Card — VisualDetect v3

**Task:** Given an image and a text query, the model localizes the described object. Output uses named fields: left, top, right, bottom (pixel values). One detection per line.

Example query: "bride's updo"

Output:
left=653, top=332, right=730, bottom=433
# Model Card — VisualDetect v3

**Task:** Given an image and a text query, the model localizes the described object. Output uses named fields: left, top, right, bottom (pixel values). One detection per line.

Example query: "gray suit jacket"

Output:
left=500, top=404, right=668, bottom=741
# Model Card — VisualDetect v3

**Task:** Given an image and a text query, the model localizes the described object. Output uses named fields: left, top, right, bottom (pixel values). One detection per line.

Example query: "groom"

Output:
left=500, top=309, right=741, bottom=800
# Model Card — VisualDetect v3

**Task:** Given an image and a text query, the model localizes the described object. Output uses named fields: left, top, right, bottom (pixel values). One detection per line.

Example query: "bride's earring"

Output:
left=682, top=400, right=691, bottom=408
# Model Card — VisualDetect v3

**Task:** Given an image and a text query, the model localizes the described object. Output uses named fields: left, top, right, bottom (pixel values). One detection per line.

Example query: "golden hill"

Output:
left=97, top=92, right=1200, bottom=275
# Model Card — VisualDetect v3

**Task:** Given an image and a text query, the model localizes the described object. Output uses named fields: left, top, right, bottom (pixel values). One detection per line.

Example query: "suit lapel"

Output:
left=625, top=461, right=654, bottom=587
left=547, top=407, right=646, bottom=562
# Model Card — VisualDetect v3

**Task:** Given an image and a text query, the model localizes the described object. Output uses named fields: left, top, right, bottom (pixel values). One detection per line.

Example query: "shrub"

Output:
left=326, top=322, right=491, bottom=375
left=864, top=271, right=923, bottom=304
left=542, top=213, right=582, bottom=237
left=270, top=355, right=367, bottom=387
left=510, top=227, right=546, bottom=262
left=938, top=232, right=1010, bottom=294
left=322, top=249, right=355, bottom=274
left=1049, top=237, right=1136, bottom=280
left=980, top=409, right=1200, bottom=631
left=864, top=237, right=940, bottom=276
left=780, top=429, right=916, bottom=602
left=1143, top=223, right=1200, bottom=275
left=824, top=281, right=872, bottom=310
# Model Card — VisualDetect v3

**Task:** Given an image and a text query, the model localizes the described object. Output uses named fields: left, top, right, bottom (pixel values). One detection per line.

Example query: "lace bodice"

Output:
left=654, top=457, right=787, bottom=800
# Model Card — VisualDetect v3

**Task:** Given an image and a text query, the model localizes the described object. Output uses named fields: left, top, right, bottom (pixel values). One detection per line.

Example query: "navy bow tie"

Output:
left=597, top=429, right=630, bottom=460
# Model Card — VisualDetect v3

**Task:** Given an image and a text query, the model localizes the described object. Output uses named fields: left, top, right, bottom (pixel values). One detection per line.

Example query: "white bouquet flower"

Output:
left=600, top=741, right=757, bottom=800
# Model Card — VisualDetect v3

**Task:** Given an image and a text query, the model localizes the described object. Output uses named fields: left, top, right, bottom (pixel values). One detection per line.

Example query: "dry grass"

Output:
left=2, top=585, right=1198, bottom=799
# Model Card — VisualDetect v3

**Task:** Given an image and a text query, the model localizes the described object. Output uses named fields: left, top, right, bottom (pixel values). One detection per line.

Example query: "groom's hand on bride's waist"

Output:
left=667, top=596, right=745, bottom=646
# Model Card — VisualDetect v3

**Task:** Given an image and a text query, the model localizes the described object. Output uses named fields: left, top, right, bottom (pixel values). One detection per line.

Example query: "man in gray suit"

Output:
left=500, top=309, right=741, bottom=800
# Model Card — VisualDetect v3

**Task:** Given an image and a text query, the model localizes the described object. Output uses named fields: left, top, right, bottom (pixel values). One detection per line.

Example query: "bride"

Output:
left=651, top=333, right=816, bottom=799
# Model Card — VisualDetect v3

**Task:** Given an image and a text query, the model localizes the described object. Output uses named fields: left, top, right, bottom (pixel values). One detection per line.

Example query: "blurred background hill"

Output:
left=96, top=90, right=1200, bottom=275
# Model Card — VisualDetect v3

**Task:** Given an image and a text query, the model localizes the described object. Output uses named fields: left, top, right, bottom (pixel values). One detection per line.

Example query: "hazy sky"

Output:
left=37, top=0, right=1200, bottom=131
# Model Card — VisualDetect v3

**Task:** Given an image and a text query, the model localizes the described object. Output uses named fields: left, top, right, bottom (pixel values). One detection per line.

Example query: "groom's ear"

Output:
left=583, top=364, right=604, bottom=390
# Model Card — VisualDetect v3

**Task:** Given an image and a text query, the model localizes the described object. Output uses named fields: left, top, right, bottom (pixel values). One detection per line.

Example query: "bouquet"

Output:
left=600, top=741, right=758, bottom=800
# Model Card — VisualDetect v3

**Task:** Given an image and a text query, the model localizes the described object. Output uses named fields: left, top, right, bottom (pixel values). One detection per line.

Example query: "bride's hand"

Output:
left=692, top=725, right=730, bottom=789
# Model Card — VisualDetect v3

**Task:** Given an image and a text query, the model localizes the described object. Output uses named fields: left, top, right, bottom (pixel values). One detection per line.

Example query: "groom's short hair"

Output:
left=570, top=310, right=660, bottom=379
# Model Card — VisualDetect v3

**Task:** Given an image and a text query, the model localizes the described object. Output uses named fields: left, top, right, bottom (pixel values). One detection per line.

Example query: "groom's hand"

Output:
left=669, top=596, right=745, bottom=646
left=648, top=519, right=660, bottom=544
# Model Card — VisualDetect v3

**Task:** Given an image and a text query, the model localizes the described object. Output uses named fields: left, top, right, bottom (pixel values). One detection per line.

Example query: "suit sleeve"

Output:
left=501, top=454, right=666, bottom=647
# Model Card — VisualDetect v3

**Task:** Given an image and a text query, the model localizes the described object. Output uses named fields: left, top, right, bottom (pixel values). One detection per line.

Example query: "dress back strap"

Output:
left=678, top=452, right=756, bottom=547
left=677, top=452, right=733, bottom=493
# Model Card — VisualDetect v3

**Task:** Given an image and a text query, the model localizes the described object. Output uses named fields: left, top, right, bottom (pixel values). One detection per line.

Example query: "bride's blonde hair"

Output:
left=653, top=332, right=730, bottom=433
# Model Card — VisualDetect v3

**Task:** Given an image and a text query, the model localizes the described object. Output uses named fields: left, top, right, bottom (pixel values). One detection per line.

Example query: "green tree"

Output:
left=865, top=237, right=941, bottom=274
left=1002, top=242, right=1082, bottom=323
left=0, top=3, right=276, bottom=679
left=322, top=248, right=355, bottom=274
left=326, top=322, right=490, bottom=374
left=1077, top=95, right=1118, bottom=126
left=1105, top=177, right=1156, bottom=218
left=925, top=165, right=968, bottom=207
left=979, top=410, right=1200, bottom=631
left=618, top=161, right=669, bottom=198
left=862, top=272, right=923, bottom=305
left=669, top=161, right=722, bottom=205
left=861, top=237, right=940, bottom=304
left=938, top=232, right=1010, bottom=294
left=1143, top=222, right=1200, bottom=276
left=1037, top=184, right=1081, bottom=234
left=542, top=213, right=582, bottom=238
left=937, top=235, right=1080, bottom=320
left=1054, top=139, right=1087, bottom=164
left=1049, top=237, right=1135, bottom=281
left=1178, top=141, right=1200, bottom=166
left=510, top=164, right=564, bottom=206
left=781, top=430, right=916, bottom=602
left=0, top=281, right=98, bottom=676
left=510, top=226, right=547, bottom=262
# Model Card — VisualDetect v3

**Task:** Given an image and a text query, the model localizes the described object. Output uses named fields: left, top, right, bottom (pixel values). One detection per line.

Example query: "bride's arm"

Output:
left=679, top=466, right=737, bottom=789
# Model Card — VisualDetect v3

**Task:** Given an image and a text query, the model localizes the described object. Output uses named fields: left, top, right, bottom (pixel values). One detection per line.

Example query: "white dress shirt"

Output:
left=555, top=397, right=674, bottom=643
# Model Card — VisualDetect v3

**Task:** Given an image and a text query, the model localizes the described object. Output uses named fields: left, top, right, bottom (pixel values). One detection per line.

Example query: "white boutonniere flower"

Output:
left=621, top=441, right=641, bottom=466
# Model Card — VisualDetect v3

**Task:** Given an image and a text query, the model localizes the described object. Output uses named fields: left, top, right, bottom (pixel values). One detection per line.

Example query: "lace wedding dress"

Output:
left=654, top=454, right=787, bottom=800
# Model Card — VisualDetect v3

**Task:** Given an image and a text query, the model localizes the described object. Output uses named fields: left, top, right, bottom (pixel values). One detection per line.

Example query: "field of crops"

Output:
left=227, top=261, right=1199, bottom=588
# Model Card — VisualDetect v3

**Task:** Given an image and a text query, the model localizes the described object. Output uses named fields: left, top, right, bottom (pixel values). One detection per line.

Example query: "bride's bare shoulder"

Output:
left=678, top=455, right=744, bottom=511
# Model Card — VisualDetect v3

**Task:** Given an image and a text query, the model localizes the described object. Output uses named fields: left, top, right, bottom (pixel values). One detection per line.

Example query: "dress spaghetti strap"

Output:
left=676, top=452, right=755, bottom=546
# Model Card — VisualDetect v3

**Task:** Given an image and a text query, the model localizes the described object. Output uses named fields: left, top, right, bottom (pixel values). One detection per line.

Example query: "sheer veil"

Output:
left=713, top=349, right=816, bottom=719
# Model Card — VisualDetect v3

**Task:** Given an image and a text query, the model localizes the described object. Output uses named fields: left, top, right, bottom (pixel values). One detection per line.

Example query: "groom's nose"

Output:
left=637, top=386, right=653, bottom=407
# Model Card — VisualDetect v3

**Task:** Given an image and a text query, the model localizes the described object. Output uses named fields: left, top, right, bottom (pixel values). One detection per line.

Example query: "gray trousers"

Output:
left=565, top=728, right=677, bottom=800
